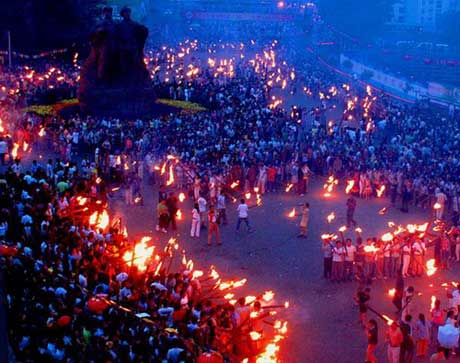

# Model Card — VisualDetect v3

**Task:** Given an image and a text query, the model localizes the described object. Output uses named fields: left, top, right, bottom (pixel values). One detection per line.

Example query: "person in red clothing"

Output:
left=208, top=206, right=221, bottom=246
left=266, top=165, right=277, bottom=192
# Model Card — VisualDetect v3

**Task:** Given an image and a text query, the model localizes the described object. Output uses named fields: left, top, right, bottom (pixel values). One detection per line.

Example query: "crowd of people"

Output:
left=1, top=16, right=460, bottom=362
left=0, top=156, right=284, bottom=362
left=358, top=284, right=460, bottom=363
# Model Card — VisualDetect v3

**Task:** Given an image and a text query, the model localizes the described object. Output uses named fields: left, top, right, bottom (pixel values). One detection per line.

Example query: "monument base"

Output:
left=78, top=86, right=157, bottom=118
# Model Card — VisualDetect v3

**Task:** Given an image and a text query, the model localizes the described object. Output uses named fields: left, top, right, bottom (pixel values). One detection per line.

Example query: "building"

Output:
left=390, top=0, right=460, bottom=31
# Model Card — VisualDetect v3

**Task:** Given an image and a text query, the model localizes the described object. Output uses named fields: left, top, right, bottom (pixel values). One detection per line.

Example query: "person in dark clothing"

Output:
left=400, top=315, right=415, bottom=363
left=346, top=196, right=357, bottom=227
left=392, top=272, right=405, bottom=313
left=158, top=184, right=167, bottom=202
left=166, top=192, right=178, bottom=230
left=366, top=319, right=378, bottom=363
left=356, top=287, right=371, bottom=327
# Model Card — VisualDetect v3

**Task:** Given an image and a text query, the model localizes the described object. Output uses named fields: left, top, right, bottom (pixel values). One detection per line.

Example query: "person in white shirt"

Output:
left=197, top=195, right=207, bottom=228
left=383, top=241, right=392, bottom=279
left=236, top=199, right=252, bottom=232
left=435, top=188, right=447, bottom=220
left=344, top=239, right=356, bottom=281
left=331, top=241, right=345, bottom=281
left=190, top=203, right=200, bottom=238
left=412, top=240, right=425, bottom=276
left=401, top=242, right=411, bottom=278
left=216, top=193, right=227, bottom=225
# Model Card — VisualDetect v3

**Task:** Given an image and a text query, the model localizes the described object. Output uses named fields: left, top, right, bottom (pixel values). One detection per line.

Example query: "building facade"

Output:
left=390, top=0, right=460, bottom=31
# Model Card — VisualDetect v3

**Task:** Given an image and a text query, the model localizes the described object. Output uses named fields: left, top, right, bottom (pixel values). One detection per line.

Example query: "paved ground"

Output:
left=109, top=176, right=460, bottom=363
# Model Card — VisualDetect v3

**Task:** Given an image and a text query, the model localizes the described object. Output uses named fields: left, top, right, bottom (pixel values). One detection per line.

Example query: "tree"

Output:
left=318, top=0, right=395, bottom=42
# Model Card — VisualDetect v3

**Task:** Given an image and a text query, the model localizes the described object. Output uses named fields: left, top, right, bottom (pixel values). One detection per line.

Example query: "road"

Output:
left=109, top=176, right=460, bottom=363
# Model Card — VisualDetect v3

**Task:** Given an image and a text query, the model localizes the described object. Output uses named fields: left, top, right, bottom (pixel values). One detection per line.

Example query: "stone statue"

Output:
left=78, top=6, right=155, bottom=117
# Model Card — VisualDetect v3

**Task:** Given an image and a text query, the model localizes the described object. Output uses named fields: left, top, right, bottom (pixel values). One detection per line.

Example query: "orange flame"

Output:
left=178, top=193, right=186, bottom=202
left=250, top=331, right=262, bottom=341
left=326, top=212, right=335, bottom=224
left=122, top=236, right=154, bottom=271
left=176, top=209, right=182, bottom=220
left=382, top=314, right=394, bottom=326
left=376, top=185, right=386, bottom=198
left=364, top=245, right=379, bottom=253
left=381, top=233, right=393, bottom=242
left=431, top=295, right=436, bottom=311
left=388, top=288, right=396, bottom=297
left=426, top=259, right=437, bottom=277
left=12, top=143, right=19, bottom=159
left=288, top=208, right=296, bottom=218
left=285, top=183, right=293, bottom=192
left=345, top=180, right=354, bottom=194
left=166, top=165, right=174, bottom=186
left=262, top=290, right=275, bottom=302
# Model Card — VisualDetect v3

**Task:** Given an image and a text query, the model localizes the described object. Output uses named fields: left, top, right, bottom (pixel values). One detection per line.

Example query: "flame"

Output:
left=166, top=165, right=174, bottom=186
left=431, top=296, right=436, bottom=311
left=96, top=210, right=109, bottom=230
left=338, top=225, right=347, bottom=233
left=326, top=212, right=335, bottom=224
left=224, top=293, right=234, bottom=300
left=355, top=227, right=362, bottom=234
left=176, top=209, right=182, bottom=220
left=323, top=176, right=338, bottom=197
left=285, top=183, right=293, bottom=192
left=388, top=288, right=396, bottom=297
left=381, top=233, right=393, bottom=242
left=376, top=185, right=386, bottom=198
left=178, top=193, right=186, bottom=202
left=250, top=331, right=262, bottom=341
left=262, top=291, right=275, bottom=302
left=89, top=211, right=98, bottom=225
left=416, top=222, right=428, bottom=232
left=12, top=143, right=19, bottom=159
left=122, top=237, right=154, bottom=271
left=77, top=197, right=87, bottom=206
left=378, top=207, right=387, bottom=215
left=364, top=245, right=379, bottom=253
left=321, top=233, right=337, bottom=240
left=245, top=192, right=251, bottom=200
left=160, top=162, right=166, bottom=175
left=230, top=181, right=239, bottom=189
left=254, top=187, right=259, bottom=193
left=210, top=267, right=220, bottom=280
left=38, top=127, right=45, bottom=137
left=134, top=197, right=142, bottom=204
left=288, top=208, right=296, bottom=218
left=345, top=180, right=354, bottom=194
left=426, top=259, right=437, bottom=277
left=433, top=202, right=441, bottom=210
left=382, top=314, right=394, bottom=326
left=245, top=296, right=257, bottom=305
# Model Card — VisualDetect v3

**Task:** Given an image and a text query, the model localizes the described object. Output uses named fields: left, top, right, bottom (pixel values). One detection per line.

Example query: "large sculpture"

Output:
left=78, top=7, right=155, bottom=117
